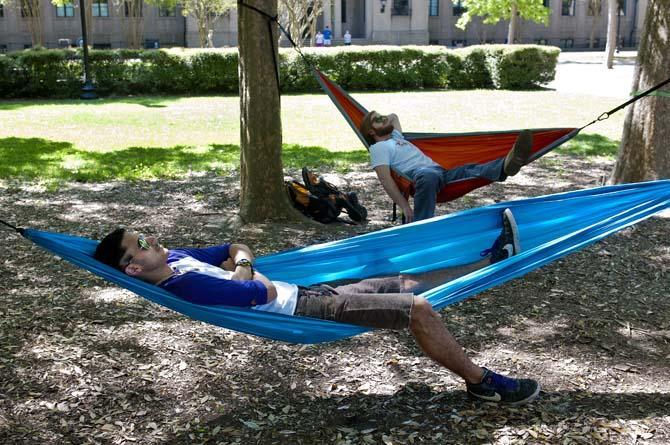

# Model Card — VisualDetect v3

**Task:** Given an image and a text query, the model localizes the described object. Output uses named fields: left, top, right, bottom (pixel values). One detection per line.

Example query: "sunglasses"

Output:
left=372, top=115, right=385, bottom=123
left=137, top=234, right=151, bottom=250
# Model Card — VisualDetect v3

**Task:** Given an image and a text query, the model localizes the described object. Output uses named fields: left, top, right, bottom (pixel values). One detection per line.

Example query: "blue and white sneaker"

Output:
left=483, top=208, right=521, bottom=264
left=467, top=368, right=540, bottom=406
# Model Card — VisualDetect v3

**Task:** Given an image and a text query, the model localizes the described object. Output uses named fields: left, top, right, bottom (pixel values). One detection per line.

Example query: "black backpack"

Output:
left=285, top=180, right=341, bottom=223
left=301, top=167, right=367, bottom=223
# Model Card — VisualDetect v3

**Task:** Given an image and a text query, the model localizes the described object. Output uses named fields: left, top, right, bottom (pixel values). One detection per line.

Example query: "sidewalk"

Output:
left=546, top=51, right=637, bottom=98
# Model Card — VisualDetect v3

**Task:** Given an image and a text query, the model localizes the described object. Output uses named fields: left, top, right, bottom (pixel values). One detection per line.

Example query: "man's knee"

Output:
left=414, top=169, right=440, bottom=190
left=409, top=296, right=439, bottom=331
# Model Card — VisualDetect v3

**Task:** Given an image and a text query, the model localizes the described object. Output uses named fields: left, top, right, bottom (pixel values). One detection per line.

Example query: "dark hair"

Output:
left=94, top=228, right=127, bottom=271
left=359, top=111, right=377, bottom=146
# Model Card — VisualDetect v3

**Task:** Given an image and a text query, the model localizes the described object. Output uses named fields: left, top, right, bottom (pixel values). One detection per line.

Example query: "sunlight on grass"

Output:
left=0, top=137, right=369, bottom=182
left=0, top=90, right=626, bottom=182
left=0, top=91, right=626, bottom=152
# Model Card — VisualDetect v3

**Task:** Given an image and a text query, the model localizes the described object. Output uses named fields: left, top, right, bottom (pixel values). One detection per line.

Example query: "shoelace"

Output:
left=480, top=237, right=502, bottom=257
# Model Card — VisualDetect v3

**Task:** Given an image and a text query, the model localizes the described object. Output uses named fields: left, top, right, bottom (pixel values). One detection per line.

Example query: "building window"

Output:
left=0, top=44, right=7, bottom=53
left=429, top=0, right=438, bottom=16
left=55, top=3, right=75, bottom=17
left=560, top=38, right=574, bottom=48
left=561, top=0, right=575, bottom=16
left=392, top=0, right=409, bottom=15
left=158, top=5, right=176, bottom=16
left=93, top=43, right=112, bottom=49
left=536, top=38, right=548, bottom=45
left=452, top=39, right=466, bottom=47
left=542, top=0, right=550, bottom=6
left=92, top=0, right=109, bottom=17
left=0, top=4, right=4, bottom=17
left=341, top=0, right=346, bottom=22
left=453, top=0, right=466, bottom=16
left=125, top=1, right=143, bottom=17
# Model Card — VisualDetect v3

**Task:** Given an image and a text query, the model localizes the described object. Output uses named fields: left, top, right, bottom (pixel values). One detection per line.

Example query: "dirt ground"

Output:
left=1, top=152, right=669, bottom=445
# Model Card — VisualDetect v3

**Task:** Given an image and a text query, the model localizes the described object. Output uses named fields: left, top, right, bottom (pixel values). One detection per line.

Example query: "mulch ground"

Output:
left=1, top=153, right=669, bottom=445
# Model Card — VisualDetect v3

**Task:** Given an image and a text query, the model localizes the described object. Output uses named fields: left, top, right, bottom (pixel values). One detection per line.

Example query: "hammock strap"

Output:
left=0, top=219, right=24, bottom=234
left=581, top=76, right=670, bottom=130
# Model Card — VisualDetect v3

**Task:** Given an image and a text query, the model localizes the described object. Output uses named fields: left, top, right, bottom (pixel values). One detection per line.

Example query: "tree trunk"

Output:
left=610, top=0, right=670, bottom=183
left=238, top=0, right=299, bottom=222
left=85, top=0, right=93, bottom=43
left=25, top=0, right=44, bottom=47
left=604, top=0, right=618, bottom=68
left=507, top=2, right=518, bottom=44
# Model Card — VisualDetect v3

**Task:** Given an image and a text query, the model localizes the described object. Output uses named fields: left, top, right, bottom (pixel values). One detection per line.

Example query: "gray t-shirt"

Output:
left=369, top=129, right=438, bottom=179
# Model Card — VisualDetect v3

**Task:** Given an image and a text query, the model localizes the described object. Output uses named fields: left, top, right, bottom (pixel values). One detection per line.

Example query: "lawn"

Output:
left=0, top=90, right=625, bottom=181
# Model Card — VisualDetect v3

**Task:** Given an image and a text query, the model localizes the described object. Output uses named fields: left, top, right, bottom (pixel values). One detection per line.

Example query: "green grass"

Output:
left=0, top=90, right=626, bottom=182
left=0, top=137, right=368, bottom=182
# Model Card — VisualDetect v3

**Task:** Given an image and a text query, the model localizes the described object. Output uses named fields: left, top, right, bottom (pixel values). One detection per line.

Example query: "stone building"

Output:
left=0, top=0, right=647, bottom=52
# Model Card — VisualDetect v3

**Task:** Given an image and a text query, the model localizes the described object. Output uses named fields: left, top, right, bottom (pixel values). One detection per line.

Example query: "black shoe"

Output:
left=467, top=368, right=540, bottom=406
left=483, top=208, right=520, bottom=264
left=503, top=130, right=533, bottom=177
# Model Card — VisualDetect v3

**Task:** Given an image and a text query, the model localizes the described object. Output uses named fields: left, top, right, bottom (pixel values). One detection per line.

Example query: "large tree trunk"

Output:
left=604, top=0, right=618, bottom=68
left=610, top=0, right=670, bottom=183
left=238, top=0, right=299, bottom=222
left=507, top=2, right=518, bottom=44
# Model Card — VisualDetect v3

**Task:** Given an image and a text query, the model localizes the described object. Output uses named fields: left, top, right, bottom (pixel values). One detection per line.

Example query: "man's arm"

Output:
left=373, top=165, right=414, bottom=223
left=388, top=113, right=402, bottom=133
left=221, top=243, right=277, bottom=303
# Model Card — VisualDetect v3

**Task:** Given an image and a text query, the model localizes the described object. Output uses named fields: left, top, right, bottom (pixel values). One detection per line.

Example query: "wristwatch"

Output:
left=235, top=259, right=254, bottom=276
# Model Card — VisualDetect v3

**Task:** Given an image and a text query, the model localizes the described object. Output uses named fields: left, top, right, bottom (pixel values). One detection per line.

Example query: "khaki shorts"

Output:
left=294, top=276, right=415, bottom=330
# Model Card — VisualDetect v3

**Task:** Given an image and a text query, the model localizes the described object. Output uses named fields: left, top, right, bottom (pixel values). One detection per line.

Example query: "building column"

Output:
left=323, top=0, right=332, bottom=32
left=334, top=0, right=342, bottom=38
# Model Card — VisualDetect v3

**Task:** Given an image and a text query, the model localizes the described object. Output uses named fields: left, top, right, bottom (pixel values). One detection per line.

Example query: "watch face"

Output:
left=236, top=259, right=252, bottom=267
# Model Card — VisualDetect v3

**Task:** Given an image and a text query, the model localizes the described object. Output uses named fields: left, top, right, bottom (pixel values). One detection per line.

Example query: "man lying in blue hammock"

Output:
left=94, top=209, right=539, bottom=405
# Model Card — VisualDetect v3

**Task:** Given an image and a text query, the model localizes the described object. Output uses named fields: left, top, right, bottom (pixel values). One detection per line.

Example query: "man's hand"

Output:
left=221, top=257, right=235, bottom=271
left=401, top=203, right=414, bottom=223
left=231, top=266, right=253, bottom=281
left=374, top=165, right=413, bottom=222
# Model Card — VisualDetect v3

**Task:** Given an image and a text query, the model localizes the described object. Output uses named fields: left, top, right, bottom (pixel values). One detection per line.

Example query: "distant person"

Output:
left=207, top=29, right=214, bottom=48
left=323, top=26, right=332, bottom=46
left=344, top=30, right=352, bottom=46
left=315, top=31, right=324, bottom=47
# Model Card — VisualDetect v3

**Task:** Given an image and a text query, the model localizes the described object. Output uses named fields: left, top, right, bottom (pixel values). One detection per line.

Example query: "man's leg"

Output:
left=440, top=130, right=534, bottom=184
left=400, top=258, right=490, bottom=293
left=410, top=296, right=484, bottom=383
left=410, top=296, right=540, bottom=405
left=413, top=167, right=441, bottom=220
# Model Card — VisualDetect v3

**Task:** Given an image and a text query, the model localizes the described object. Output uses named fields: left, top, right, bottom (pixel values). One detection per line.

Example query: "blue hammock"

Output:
left=21, top=180, right=670, bottom=344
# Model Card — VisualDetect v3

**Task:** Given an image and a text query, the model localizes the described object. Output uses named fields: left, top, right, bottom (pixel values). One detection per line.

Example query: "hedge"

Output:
left=0, top=45, right=560, bottom=98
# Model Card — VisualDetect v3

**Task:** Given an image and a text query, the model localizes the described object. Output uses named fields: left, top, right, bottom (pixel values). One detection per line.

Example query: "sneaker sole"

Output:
left=503, top=208, right=521, bottom=254
left=504, top=130, right=533, bottom=176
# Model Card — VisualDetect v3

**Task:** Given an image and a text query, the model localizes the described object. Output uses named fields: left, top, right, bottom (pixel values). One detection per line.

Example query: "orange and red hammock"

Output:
left=313, top=69, right=580, bottom=203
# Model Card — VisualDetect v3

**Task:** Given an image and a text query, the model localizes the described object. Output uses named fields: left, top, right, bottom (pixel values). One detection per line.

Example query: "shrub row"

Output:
left=0, top=45, right=559, bottom=98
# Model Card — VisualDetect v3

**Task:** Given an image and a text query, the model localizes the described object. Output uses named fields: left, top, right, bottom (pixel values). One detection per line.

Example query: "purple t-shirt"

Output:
left=158, top=244, right=268, bottom=306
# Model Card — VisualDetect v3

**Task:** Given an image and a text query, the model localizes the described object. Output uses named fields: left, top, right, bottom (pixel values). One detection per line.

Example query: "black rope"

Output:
left=237, top=0, right=284, bottom=96
left=581, top=76, right=670, bottom=130
left=237, top=0, right=317, bottom=94
left=0, top=219, right=24, bottom=235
